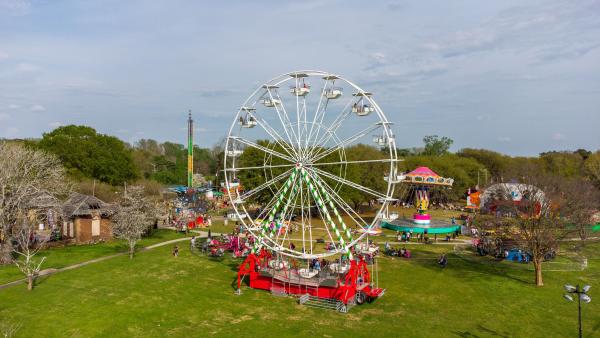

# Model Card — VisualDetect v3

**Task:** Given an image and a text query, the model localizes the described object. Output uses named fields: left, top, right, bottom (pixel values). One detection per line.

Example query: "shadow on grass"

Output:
left=452, top=324, right=510, bottom=337
left=395, top=247, right=532, bottom=285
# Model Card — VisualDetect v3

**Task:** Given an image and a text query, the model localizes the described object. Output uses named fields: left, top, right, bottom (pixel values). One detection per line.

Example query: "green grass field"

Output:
left=0, top=230, right=599, bottom=337
left=0, top=229, right=190, bottom=285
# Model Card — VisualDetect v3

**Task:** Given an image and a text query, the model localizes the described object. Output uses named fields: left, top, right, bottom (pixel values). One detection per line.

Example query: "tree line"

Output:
left=3, top=126, right=598, bottom=201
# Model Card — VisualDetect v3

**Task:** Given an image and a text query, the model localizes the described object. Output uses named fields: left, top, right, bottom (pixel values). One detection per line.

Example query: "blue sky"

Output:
left=1, top=0, right=599, bottom=155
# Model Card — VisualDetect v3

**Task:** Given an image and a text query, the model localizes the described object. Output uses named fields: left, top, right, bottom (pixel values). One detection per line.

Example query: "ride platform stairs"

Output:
left=298, top=294, right=355, bottom=313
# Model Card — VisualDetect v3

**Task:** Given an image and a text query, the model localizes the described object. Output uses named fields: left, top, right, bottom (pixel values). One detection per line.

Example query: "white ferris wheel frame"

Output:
left=224, top=70, right=399, bottom=259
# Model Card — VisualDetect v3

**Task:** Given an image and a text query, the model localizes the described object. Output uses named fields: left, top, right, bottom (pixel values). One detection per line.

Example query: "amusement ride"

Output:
left=223, top=70, right=400, bottom=312
left=382, top=166, right=460, bottom=235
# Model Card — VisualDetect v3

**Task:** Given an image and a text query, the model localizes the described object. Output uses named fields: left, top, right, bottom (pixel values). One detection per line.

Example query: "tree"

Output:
left=38, top=125, right=138, bottom=185
left=584, top=151, right=600, bottom=187
left=457, top=148, right=509, bottom=179
left=539, top=151, right=583, bottom=178
left=561, top=179, right=600, bottom=244
left=473, top=175, right=568, bottom=286
left=12, top=220, right=50, bottom=291
left=574, top=148, right=592, bottom=160
left=0, top=142, right=70, bottom=264
left=111, top=186, right=156, bottom=259
left=422, top=135, right=453, bottom=156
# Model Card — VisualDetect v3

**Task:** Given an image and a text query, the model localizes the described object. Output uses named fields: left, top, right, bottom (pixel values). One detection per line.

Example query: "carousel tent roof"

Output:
left=406, top=166, right=440, bottom=177
left=403, top=166, right=454, bottom=186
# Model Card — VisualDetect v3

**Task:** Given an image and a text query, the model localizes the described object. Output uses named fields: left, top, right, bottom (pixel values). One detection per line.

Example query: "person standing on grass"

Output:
left=172, top=245, right=179, bottom=257
left=190, top=236, right=196, bottom=251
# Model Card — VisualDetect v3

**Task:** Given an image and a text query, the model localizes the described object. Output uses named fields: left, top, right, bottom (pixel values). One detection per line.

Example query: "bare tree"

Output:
left=12, top=219, right=50, bottom=291
left=0, top=142, right=70, bottom=264
left=112, top=186, right=156, bottom=259
left=561, top=179, right=600, bottom=245
left=474, top=174, right=568, bottom=286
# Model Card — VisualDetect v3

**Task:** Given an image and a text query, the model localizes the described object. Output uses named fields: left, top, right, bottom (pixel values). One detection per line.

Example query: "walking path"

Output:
left=0, top=235, right=207, bottom=290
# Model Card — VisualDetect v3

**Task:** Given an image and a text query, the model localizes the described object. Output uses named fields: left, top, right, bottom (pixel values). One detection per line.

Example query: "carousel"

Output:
left=382, top=166, right=460, bottom=234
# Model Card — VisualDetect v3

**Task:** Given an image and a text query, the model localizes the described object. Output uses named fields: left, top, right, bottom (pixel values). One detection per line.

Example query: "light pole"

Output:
left=563, top=284, right=591, bottom=338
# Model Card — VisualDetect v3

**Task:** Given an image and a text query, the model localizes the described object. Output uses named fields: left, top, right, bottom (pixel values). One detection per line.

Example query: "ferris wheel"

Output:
left=224, top=70, right=399, bottom=260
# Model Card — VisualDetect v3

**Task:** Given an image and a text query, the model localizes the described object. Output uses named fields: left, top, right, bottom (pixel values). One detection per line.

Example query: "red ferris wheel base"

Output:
left=237, top=250, right=385, bottom=306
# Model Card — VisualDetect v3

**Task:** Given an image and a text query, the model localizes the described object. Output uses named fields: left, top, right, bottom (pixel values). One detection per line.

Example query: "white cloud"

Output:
left=30, top=104, right=46, bottom=112
left=498, top=136, right=511, bottom=142
left=16, top=63, right=39, bottom=72
left=7, top=104, right=19, bottom=109
left=0, top=113, right=10, bottom=121
left=552, top=132, right=566, bottom=140
left=48, top=122, right=63, bottom=128
left=0, top=0, right=30, bottom=16
left=0, top=50, right=8, bottom=61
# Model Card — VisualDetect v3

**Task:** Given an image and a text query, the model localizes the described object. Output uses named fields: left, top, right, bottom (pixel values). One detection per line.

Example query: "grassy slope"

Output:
left=0, top=230, right=189, bottom=285
left=0, top=238, right=599, bottom=337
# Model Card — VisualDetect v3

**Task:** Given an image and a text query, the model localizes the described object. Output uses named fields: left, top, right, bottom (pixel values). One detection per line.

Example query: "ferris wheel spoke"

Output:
left=238, top=168, right=294, bottom=201
left=252, top=172, right=293, bottom=222
left=295, top=77, right=301, bottom=151
left=231, top=137, right=296, bottom=163
left=311, top=158, right=402, bottom=167
left=310, top=123, right=382, bottom=163
left=304, top=169, right=356, bottom=241
left=264, top=88, right=300, bottom=149
left=299, top=173, right=306, bottom=255
left=267, top=175, right=300, bottom=255
left=252, top=169, right=299, bottom=252
left=224, top=163, right=296, bottom=172
left=244, top=108, right=297, bottom=159
left=311, top=166, right=389, bottom=200
left=303, top=78, right=328, bottom=159
left=303, top=172, right=346, bottom=252
left=305, top=168, right=368, bottom=232
left=306, top=94, right=355, bottom=160
left=304, top=179, right=338, bottom=252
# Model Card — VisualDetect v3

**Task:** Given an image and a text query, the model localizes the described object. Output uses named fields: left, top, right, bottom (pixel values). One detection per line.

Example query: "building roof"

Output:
left=63, top=193, right=115, bottom=218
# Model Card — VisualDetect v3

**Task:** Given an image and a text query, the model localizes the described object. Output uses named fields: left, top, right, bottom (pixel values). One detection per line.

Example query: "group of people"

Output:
left=396, top=230, right=431, bottom=243
left=384, top=242, right=411, bottom=258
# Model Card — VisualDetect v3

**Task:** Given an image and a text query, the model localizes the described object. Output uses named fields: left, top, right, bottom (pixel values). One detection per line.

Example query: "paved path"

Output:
left=0, top=235, right=204, bottom=290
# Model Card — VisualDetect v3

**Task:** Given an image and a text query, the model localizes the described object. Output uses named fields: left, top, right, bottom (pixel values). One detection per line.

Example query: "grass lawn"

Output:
left=1, top=236, right=599, bottom=337
left=0, top=229, right=190, bottom=285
